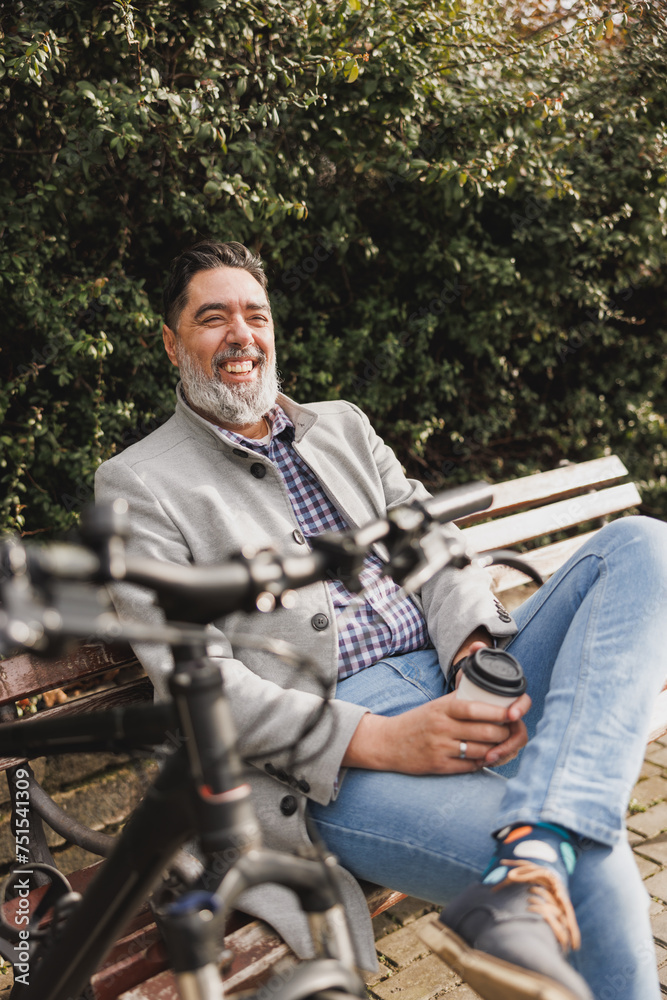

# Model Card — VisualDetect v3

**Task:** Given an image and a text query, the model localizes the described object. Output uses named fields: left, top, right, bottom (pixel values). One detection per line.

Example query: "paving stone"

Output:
left=0, top=761, right=156, bottom=867
left=441, top=986, right=482, bottom=999
left=50, top=841, right=104, bottom=876
left=628, top=831, right=647, bottom=847
left=650, top=897, right=665, bottom=917
left=382, top=897, right=438, bottom=928
left=644, top=869, right=667, bottom=904
left=656, top=943, right=667, bottom=968
left=634, top=836, right=667, bottom=866
left=635, top=853, right=661, bottom=879
left=627, top=801, right=667, bottom=838
left=659, top=961, right=667, bottom=990
left=373, top=910, right=399, bottom=941
left=630, top=775, right=667, bottom=809
left=0, top=966, right=13, bottom=998
left=363, top=961, right=392, bottom=988
left=651, top=906, right=667, bottom=945
left=639, top=761, right=664, bottom=780
left=376, top=914, right=442, bottom=967
left=42, top=751, right=134, bottom=792
left=370, top=954, right=457, bottom=1000
left=645, top=743, right=667, bottom=769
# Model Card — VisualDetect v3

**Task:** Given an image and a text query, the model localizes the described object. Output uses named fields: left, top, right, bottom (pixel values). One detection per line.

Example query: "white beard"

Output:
left=176, top=343, right=280, bottom=429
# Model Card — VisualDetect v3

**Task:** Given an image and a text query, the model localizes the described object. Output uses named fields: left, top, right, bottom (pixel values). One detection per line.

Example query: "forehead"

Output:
left=185, top=266, right=269, bottom=311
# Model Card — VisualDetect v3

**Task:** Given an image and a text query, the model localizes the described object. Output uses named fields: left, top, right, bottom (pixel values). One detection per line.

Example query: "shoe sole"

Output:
left=418, top=915, right=583, bottom=1000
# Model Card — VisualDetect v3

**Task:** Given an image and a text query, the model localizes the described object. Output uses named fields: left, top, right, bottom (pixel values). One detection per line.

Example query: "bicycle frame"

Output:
left=0, top=646, right=361, bottom=1000
left=0, top=486, right=522, bottom=1000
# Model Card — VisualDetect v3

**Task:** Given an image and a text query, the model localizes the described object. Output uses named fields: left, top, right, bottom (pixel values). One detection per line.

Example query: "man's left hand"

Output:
left=453, top=632, right=529, bottom=768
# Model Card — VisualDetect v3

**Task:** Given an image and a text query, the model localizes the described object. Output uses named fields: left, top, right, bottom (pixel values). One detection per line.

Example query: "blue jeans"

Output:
left=309, top=516, right=667, bottom=1000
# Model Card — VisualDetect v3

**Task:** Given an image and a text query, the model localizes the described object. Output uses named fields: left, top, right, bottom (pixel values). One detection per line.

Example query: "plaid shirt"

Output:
left=217, top=405, right=429, bottom=680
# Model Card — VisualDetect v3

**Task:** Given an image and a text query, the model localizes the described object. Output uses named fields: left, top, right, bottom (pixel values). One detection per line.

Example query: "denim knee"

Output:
left=594, top=515, right=667, bottom=575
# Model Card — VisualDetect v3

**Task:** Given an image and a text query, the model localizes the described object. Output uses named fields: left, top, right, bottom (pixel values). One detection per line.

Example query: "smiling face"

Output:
left=162, top=266, right=279, bottom=437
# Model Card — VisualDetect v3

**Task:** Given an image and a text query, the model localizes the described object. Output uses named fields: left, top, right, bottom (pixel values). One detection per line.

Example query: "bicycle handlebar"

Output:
left=0, top=480, right=526, bottom=656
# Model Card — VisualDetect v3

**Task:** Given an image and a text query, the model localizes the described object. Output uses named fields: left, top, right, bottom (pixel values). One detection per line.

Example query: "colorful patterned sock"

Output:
left=481, top=822, right=581, bottom=888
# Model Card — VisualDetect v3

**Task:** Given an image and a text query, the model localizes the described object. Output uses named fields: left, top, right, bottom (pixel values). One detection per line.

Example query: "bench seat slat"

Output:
left=0, top=643, right=138, bottom=706
left=487, top=531, right=599, bottom=594
left=461, top=483, right=641, bottom=552
left=455, top=456, right=630, bottom=526
left=117, top=919, right=296, bottom=999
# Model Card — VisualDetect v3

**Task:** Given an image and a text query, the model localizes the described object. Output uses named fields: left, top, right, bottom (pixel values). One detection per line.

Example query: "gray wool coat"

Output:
left=95, top=386, right=516, bottom=970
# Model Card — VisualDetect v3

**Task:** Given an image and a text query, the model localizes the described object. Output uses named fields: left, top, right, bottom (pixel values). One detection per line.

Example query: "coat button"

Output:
left=293, top=528, right=305, bottom=544
left=250, top=463, right=266, bottom=479
left=280, top=795, right=298, bottom=816
left=233, top=448, right=248, bottom=458
left=494, top=599, right=512, bottom=623
left=311, top=613, right=329, bottom=631
left=297, top=778, right=310, bottom=794
left=264, top=762, right=277, bottom=775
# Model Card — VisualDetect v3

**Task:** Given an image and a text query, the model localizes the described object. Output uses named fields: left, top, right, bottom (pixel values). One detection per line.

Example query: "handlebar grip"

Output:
left=422, top=481, right=493, bottom=523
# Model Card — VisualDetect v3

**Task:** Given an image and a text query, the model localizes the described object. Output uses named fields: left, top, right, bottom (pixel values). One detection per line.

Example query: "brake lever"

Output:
left=385, top=521, right=472, bottom=594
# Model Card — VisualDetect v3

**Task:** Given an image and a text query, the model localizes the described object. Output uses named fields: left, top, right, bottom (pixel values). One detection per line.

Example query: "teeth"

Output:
left=224, top=361, right=254, bottom=373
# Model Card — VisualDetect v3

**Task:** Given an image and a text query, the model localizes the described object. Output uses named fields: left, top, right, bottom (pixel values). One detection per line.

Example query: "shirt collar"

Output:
left=216, top=404, right=294, bottom=451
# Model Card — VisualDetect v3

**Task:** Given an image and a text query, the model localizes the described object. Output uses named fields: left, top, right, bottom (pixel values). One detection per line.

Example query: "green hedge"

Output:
left=2, top=0, right=666, bottom=535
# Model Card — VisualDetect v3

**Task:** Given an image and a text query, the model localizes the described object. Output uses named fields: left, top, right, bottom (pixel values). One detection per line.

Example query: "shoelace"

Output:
left=493, top=859, right=582, bottom=952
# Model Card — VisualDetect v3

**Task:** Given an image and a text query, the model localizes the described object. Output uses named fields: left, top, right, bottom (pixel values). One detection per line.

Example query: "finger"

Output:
left=507, top=693, right=532, bottom=721
left=447, top=695, right=514, bottom=725
left=450, top=739, right=497, bottom=762
left=484, top=720, right=528, bottom=765
left=438, top=758, right=486, bottom=775
left=454, top=721, right=512, bottom=745
left=487, top=749, right=518, bottom=767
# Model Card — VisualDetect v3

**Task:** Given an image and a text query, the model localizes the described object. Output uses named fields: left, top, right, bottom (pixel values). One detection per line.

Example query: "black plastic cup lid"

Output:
left=461, top=648, right=527, bottom=697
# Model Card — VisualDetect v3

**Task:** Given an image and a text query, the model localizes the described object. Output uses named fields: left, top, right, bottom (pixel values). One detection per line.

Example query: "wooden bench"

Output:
left=0, top=453, right=661, bottom=998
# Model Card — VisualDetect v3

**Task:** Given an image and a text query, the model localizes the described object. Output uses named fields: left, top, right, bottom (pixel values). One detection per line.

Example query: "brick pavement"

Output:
left=2, top=743, right=667, bottom=997
left=367, top=739, right=667, bottom=999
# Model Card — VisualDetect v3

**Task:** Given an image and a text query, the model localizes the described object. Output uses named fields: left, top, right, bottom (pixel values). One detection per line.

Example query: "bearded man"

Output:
left=95, top=240, right=667, bottom=1000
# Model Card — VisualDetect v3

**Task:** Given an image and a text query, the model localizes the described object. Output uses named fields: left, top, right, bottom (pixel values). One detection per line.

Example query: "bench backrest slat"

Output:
left=461, top=482, right=641, bottom=552
left=455, top=455, right=630, bottom=525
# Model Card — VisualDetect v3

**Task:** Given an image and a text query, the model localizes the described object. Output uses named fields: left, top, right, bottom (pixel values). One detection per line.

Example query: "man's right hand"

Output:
left=341, top=690, right=531, bottom=775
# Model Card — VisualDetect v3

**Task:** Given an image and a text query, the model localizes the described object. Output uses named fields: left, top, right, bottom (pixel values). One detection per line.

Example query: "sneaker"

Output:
left=418, top=860, right=594, bottom=1000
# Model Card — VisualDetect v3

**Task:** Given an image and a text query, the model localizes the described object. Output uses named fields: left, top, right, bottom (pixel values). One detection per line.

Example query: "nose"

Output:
left=224, top=315, right=254, bottom=349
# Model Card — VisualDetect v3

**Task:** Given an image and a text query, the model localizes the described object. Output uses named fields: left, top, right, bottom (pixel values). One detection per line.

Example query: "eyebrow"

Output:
left=193, top=300, right=270, bottom=321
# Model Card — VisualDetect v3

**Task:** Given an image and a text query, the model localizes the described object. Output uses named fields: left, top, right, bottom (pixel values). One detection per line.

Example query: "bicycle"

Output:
left=0, top=482, right=540, bottom=1000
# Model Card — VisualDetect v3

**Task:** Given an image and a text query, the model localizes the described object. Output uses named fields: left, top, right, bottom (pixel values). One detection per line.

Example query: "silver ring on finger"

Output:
left=459, top=741, right=467, bottom=760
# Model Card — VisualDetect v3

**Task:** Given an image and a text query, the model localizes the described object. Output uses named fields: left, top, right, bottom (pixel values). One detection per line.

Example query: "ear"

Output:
left=163, top=324, right=179, bottom=368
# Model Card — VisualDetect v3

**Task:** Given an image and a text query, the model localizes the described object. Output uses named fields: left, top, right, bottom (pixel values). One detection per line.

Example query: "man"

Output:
left=96, top=240, right=667, bottom=1000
